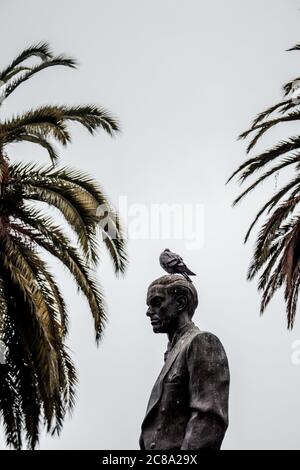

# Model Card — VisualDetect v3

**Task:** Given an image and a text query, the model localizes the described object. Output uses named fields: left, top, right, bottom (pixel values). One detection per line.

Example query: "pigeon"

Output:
left=159, top=248, right=196, bottom=283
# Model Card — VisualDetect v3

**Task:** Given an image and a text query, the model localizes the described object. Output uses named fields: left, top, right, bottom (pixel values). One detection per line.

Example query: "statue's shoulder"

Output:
left=187, top=329, right=227, bottom=356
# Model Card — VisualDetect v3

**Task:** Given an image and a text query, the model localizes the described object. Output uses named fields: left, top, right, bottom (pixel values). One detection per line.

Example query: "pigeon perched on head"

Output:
left=159, top=248, right=196, bottom=283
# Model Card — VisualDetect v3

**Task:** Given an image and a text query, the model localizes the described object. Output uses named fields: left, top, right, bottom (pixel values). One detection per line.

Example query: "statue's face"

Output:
left=146, top=285, right=178, bottom=334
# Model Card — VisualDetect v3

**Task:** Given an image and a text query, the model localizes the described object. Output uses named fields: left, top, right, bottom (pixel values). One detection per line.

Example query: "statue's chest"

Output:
left=164, top=349, right=189, bottom=384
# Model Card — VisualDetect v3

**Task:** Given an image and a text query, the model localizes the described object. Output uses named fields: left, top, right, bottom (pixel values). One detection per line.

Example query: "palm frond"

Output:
left=243, top=177, right=300, bottom=242
left=250, top=100, right=291, bottom=127
left=229, top=40, right=300, bottom=329
left=3, top=56, right=77, bottom=101
left=286, top=44, right=300, bottom=51
left=7, top=134, right=59, bottom=164
left=239, top=111, right=300, bottom=153
left=8, top=205, right=107, bottom=341
left=0, top=42, right=53, bottom=82
left=227, top=137, right=300, bottom=184
left=10, top=163, right=127, bottom=269
left=1, top=107, right=71, bottom=145
left=0, top=42, right=127, bottom=448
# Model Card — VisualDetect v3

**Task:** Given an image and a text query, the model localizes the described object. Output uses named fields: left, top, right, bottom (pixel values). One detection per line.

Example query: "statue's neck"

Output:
left=167, top=314, right=192, bottom=343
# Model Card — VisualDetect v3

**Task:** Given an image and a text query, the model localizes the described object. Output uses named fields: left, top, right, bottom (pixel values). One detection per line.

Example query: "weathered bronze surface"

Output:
left=140, top=274, right=230, bottom=450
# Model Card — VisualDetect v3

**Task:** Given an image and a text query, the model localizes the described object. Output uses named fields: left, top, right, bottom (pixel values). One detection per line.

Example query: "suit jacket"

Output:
left=140, top=322, right=230, bottom=450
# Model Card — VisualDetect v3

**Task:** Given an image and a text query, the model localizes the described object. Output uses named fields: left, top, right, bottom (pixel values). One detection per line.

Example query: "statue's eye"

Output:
left=151, top=297, right=162, bottom=307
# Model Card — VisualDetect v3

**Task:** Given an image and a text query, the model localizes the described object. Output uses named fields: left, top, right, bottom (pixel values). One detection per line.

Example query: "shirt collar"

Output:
left=164, top=320, right=195, bottom=361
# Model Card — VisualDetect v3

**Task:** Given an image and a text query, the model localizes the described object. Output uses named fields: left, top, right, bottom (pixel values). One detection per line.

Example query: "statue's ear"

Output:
left=176, top=294, right=188, bottom=312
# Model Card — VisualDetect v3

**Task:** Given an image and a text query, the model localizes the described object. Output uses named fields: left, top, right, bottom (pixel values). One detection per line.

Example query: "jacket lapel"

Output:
left=142, top=326, right=199, bottom=424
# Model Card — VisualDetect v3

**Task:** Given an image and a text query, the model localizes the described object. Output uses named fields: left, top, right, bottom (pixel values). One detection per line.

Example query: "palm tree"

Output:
left=0, top=42, right=127, bottom=449
left=227, top=43, right=300, bottom=330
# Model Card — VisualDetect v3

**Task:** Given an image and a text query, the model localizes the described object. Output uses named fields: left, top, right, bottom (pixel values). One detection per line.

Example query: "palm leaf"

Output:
left=229, top=41, right=300, bottom=328
left=0, top=42, right=127, bottom=449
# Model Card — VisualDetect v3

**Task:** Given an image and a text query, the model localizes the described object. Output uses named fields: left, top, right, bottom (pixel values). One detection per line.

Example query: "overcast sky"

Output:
left=1, top=0, right=300, bottom=450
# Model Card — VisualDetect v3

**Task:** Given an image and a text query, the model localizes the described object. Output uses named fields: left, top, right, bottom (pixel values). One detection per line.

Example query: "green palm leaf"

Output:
left=228, top=42, right=300, bottom=329
left=0, top=42, right=127, bottom=449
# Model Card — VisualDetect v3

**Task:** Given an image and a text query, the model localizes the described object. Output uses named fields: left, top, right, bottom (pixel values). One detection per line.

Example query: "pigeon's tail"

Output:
left=182, top=272, right=193, bottom=283
left=185, top=268, right=196, bottom=276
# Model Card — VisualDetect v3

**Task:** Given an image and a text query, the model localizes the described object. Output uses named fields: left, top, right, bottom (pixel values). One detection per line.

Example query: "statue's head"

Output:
left=146, top=274, right=198, bottom=334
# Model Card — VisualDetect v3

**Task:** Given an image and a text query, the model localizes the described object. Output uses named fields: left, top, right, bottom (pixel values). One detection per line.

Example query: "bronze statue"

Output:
left=140, top=273, right=230, bottom=450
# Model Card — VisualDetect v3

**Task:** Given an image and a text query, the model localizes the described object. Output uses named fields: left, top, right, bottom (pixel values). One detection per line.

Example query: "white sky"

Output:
left=1, top=0, right=300, bottom=450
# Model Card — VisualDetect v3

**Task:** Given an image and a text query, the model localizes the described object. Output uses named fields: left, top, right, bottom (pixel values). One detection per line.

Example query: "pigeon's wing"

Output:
left=159, top=253, right=175, bottom=268
left=164, top=252, right=186, bottom=269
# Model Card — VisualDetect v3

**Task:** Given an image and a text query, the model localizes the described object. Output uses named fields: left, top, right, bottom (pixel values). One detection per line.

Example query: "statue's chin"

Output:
left=152, top=324, right=165, bottom=334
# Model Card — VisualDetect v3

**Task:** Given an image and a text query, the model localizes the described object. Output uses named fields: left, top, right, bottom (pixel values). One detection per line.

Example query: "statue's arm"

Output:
left=181, top=332, right=230, bottom=450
